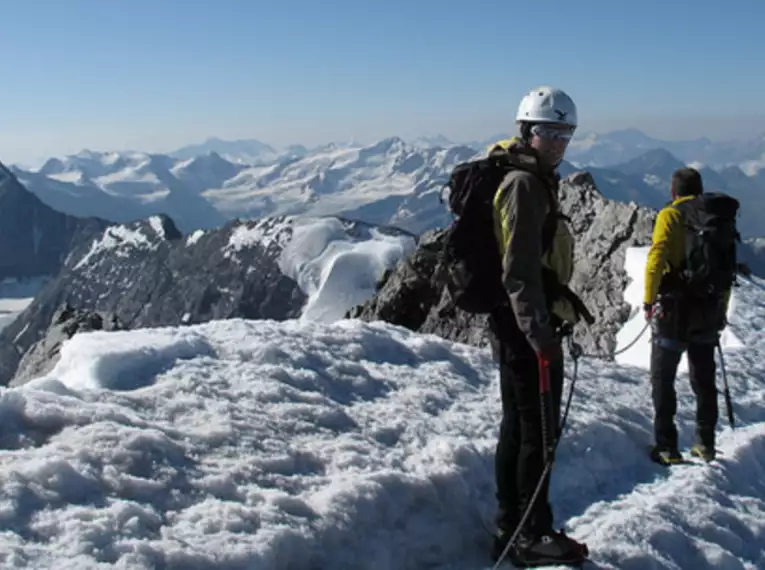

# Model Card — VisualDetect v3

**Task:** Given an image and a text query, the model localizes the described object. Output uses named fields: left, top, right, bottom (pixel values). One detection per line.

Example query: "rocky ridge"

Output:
left=348, top=172, right=660, bottom=356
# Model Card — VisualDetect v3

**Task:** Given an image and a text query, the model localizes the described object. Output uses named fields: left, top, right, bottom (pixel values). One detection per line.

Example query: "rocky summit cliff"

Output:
left=0, top=161, right=110, bottom=281
left=1, top=214, right=414, bottom=386
left=347, top=171, right=660, bottom=357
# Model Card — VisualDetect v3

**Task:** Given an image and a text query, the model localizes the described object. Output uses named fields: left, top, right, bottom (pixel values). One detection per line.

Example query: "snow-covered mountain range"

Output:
left=450, top=128, right=765, bottom=174
left=11, top=139, right=476, bottom=236
left=169, top=137, right=312, bottom=165
left=565, top=128, right=765, bottom=173
left=164, top=130, right=765, bottom=174
left=11, top=130, right=765, bottom=238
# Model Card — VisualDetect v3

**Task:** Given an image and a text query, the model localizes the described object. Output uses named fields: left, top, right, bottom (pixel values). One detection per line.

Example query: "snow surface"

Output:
left=74, top=225, right=162, bottom=270
left=278, top=218, right=416, bottom=322
left=223, top=218, right=294, bottom=255
left=185, top=229, right=205, bottom=247
left=48, top=171, right=88, bottom=184
left=1, top=248, right=763, bottom=568
left=221, top=216, right=416, bottom=323
left=148, top=216, right=166, bottom=240
left=95, top=165, right=164, bottom=197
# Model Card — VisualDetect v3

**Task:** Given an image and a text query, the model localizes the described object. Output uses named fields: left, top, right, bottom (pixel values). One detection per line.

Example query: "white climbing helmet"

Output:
left=515, top=86, right=578, bottom=128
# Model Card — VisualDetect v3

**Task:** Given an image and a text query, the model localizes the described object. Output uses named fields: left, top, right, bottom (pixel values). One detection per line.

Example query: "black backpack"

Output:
left=438, top=154, right=565, bottom=315
left=671, top=192, right=741, bottom=298
left=438, top=155, right=513, bottom=314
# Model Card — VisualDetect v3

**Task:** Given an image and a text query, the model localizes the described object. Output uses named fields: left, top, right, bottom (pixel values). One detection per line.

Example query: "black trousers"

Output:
left=650, top=338, right=718, bottom=449
left=489, top=308, right=564, bottom=536
left=650, top=293, right=720, bottom=449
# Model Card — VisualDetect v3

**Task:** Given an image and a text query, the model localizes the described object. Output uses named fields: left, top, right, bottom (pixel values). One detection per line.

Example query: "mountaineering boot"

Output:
left=650, top=445, right=684, bottom=466
left=491, top=507, right=522, bottom=563
left=690, top=442, right=716, bottom=462
left=491, top=528, right=512, bottom=564
left=510, top=529, right=589, bottom=567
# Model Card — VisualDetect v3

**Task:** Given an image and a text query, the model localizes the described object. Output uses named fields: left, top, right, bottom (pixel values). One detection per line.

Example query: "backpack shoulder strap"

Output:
left=660, top=201, right=694, bottom=276
left=540, top=179, right=561, bottom=253
left=488, top=149, right=560, bottom=253
left=670, top=195, right=712, bottom=222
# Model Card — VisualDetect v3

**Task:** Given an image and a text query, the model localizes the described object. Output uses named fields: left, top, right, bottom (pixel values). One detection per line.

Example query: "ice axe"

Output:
left=717, top=341, right=735, bottom=429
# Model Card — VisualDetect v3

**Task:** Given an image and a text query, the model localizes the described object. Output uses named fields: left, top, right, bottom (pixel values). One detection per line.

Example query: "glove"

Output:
left=536, top=341, right=563, bottom=367
left=536, top=341, right=561, bottom=402
left=643, top=302, right=655, bottom=323
left=568, top=339, right=584, bottom=360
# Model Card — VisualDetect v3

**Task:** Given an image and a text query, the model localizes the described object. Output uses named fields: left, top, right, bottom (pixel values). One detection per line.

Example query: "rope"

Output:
left=579, top=322, right=651, bottom=360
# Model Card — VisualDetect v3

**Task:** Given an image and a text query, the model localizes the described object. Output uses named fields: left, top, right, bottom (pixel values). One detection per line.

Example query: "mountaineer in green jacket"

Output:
left=486, top=86, right=589, bottom=567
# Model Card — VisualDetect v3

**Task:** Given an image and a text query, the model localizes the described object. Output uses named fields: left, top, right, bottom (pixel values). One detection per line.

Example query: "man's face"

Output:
left=528, top=123, right=575, bottom=168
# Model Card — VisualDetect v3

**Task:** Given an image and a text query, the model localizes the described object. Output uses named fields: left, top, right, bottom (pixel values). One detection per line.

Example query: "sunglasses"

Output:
left=530, top=124, right=576, bottom=141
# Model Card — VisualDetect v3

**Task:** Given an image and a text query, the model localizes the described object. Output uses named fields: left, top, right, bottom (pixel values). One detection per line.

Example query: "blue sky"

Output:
left=1, top=0, right=764, bottom=164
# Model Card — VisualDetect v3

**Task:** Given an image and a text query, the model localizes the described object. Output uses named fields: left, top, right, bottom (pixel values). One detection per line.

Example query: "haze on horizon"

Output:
left=1, top=0, right=764, bottom=166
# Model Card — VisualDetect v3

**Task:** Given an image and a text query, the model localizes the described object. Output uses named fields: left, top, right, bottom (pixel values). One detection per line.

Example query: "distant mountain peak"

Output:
left=412, top=134, right=455, bottom=148
left=38, top=158, right=66, bottom=176
left=181, top=150, right=234, bottom=168
left=634, top=147, right=678, bottom=161
left=170, top=137, right=277, bottom=163
left=366, top=136, right=407, bottom=153
left=73, top=148, right=101, bottom=159
left=615, top=147, right=686, bottom=175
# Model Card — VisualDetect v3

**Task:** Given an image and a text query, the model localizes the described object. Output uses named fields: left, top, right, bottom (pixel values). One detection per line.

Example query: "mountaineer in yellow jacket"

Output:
left=485, top=86, right=589, bottom=568
left=643, top=167, right=732, bottom=466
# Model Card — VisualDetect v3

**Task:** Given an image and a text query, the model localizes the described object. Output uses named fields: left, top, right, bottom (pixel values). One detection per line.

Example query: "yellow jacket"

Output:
left=644, top=195, right=731, bottom=308
left=644, top=196, right=693, bottom=305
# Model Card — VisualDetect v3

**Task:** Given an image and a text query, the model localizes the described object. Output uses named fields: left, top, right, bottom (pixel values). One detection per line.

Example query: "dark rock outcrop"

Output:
left=11, top=304, right=123, bottom=386
left=347, top=229, right=492, bottom=348
left=0, top=161, right=110, bottom=280
left=0, top=214, right=414, bottom=386
left=348, top=171, right=658, bottom=356
left=556, top=172, right=656, bottom=354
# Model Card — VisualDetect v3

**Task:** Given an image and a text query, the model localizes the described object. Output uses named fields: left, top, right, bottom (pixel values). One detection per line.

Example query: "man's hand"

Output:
left=643, top=303, right=654, bottom=323
left=537, top=341, right=563, bottom=365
